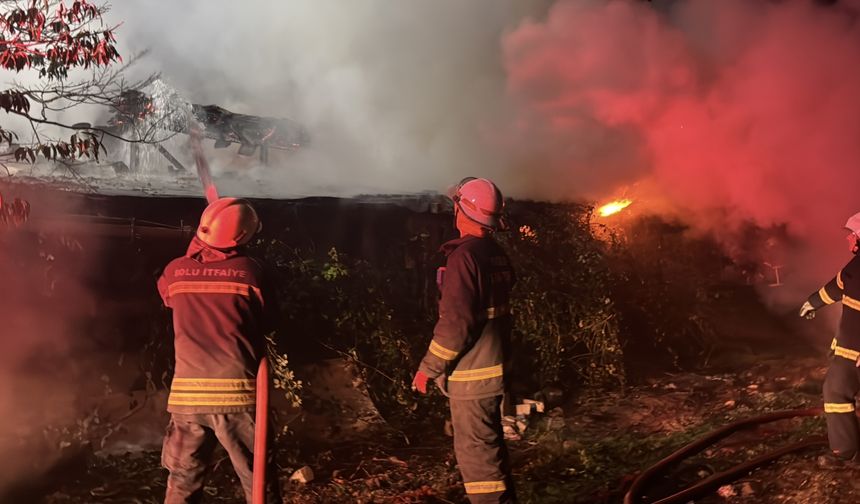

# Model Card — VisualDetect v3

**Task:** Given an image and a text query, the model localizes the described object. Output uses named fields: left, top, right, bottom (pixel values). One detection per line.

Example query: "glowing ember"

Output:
left=598, top=199, right=632, bottom=217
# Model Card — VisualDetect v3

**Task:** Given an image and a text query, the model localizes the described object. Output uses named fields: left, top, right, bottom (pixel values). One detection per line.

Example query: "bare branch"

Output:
left=6, top=108, right=157, bottom=143
left=0, top=0, right=161, bottom=170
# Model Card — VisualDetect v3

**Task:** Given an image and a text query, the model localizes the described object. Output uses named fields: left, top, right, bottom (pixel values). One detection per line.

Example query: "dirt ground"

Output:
left=17, top=347, right=860, bottom=504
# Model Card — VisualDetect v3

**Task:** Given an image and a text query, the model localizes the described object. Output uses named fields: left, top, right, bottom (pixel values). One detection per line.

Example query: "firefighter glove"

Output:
left=412, top=370, right=430, bottom=394
left=799, top=301, right=816, bottom=320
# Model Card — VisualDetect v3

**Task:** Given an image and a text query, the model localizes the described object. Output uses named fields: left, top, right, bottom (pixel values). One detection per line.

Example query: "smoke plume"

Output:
left=0, top=190, right=119, bottom=493
left=500, top=0, right=860, bottom=306
left=108, top=0, right=550, bottom=196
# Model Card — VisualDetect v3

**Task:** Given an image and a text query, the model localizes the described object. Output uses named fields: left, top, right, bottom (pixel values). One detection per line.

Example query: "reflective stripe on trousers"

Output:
left=823, top=357, right=860, bottom=458
left=168, top=377, right=256, bottom=410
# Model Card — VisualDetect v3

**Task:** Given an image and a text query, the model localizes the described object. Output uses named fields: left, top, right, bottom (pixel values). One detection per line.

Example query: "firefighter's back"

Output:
left=444, top=235, right=515, bottom=400
left=159, top=253, right=265, bottom=414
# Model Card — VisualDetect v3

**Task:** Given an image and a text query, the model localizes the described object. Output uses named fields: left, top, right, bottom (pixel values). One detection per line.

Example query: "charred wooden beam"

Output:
left=111, top=90, right=309, bottom=156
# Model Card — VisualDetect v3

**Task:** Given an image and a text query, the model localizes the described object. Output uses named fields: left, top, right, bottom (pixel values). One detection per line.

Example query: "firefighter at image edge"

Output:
left=800, top=211, right=860, bottom=468
left=412, top=177, right=518, bottom=504
left=156, top=198, right=280, bottom=504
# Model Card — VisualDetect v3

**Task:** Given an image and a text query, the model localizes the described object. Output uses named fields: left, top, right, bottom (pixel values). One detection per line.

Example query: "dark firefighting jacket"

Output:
left=157, top=237, right=268, bottom=414
left=808, top=254, right=860, bottom=362
left=419, top=235, right=515, bottom=400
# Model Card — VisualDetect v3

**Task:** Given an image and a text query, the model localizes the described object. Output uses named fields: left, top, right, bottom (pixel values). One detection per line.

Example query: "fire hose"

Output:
left=623, top=407, right=825, bottom=504
left=253, top=357, right=270, bottom=504
left=190, top=128, right=219, bottom=206
left=191, top=127, right=270, bottom=504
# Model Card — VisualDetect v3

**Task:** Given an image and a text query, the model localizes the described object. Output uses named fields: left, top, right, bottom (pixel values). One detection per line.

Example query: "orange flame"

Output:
left=598, top=199, right=632, bottom=217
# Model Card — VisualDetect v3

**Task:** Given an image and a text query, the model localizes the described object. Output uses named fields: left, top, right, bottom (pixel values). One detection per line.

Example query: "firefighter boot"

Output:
left=817, top=450, right=860, bottom=470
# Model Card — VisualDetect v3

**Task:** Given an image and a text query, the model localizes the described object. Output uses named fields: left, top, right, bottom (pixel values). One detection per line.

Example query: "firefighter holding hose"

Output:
left=800, top=212, right=860, bottom=468
left=157, top=198, right=280, bottom=503
left=413, top=177, right=517, bottom=503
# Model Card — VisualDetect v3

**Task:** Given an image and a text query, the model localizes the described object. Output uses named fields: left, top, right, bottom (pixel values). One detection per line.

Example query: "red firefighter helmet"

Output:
left=196, top=197, right=262, bottom=249
left=846, top=212, right=860, bottom=236
left=448, top=177, right=506, bottom=230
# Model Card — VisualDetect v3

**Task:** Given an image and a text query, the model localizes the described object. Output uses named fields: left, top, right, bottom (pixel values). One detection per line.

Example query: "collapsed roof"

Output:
left=110, top=89, right=310, bottom=158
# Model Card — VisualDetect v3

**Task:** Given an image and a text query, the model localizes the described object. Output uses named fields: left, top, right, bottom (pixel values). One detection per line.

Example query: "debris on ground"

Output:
left=20, top=353, right=854, bottom=503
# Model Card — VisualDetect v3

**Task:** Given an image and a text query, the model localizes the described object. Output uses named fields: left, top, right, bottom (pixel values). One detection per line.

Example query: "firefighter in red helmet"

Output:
left=413, top=177, right=517, bottom=503
left=800, top=212, right=860, bottom=468
left=157, top=198, right=279, bottom=503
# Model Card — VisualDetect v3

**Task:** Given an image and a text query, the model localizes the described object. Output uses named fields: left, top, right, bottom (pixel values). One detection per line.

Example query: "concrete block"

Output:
left=515, top=403, right=534, bottom=416
left=522, top=398, right=545, bottom=413
left=290, top=465, right=315, bottom=484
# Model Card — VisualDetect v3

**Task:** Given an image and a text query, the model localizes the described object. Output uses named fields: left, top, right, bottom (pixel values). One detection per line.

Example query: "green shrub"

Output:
left=252, top=240, right=444, bottom=422
left=152, top=203, right=745, bottom=423
left=606, top=215, right=731, bottom=375
left=500, top=202, right=626, bottom=389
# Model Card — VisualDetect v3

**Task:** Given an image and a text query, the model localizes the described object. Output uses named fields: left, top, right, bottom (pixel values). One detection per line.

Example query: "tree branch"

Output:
left=6, top=108, right=165, bottom=144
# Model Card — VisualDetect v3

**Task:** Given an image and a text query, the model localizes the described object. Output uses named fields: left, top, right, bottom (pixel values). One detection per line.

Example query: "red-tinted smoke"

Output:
left=0, top=190, right=110, bottom=492
left=501, top=0, right=860, bottom=305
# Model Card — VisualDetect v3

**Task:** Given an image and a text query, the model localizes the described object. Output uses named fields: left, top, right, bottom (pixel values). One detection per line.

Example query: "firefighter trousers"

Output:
left=823, top=357, right=860, bottom=457
left=161, top=412, right=280, bottom=504
left=450, top=395, right=516, bottom=504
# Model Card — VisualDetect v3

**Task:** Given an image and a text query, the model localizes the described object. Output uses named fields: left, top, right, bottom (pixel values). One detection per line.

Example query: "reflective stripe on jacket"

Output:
left=419, top=235, right=515, bottom=400
left=810, top=254, right=860, bottom=361
left=157, top=237, right=267, bottom=414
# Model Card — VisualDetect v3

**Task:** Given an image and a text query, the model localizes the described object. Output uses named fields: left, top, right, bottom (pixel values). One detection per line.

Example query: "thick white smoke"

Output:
left=108, top=1, right=551, bottom=196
